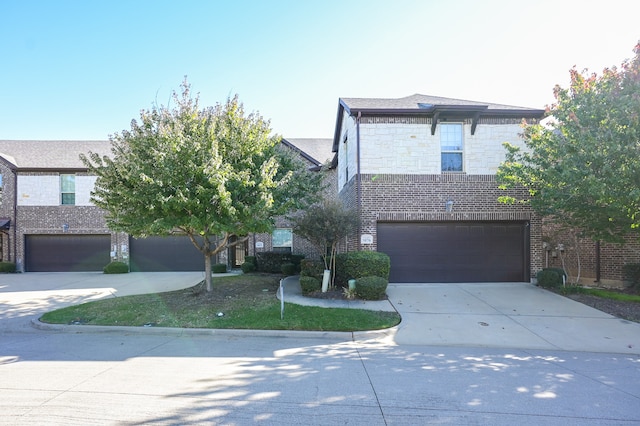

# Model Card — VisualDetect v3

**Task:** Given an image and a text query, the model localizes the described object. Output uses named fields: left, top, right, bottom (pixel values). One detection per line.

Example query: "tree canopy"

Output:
left=82, top=80, right=321, bottom=291
left=497, top=43, right=640, bottom=243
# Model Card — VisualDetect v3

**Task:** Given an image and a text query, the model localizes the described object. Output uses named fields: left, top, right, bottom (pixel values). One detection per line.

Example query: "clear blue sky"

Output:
left=1, top=0, right=639, bottom=140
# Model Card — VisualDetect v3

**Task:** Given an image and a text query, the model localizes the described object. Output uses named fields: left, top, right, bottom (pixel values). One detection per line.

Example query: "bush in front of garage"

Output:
left=334, top=251, right=390, bottom=287
left=103, top=261, right=129, bottom=274
left=256, top=252, right=304, bottom=273
left=536, top=268, right=566, bottom=288
left=213, top=263, right=228, bottom=273
left=355, top=276, right=388, bottom=300
left=0, top=262, right=16, bottom=273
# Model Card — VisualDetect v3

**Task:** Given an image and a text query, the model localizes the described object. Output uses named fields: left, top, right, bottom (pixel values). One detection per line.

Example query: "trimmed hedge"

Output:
left=281, top=262, right=297, bottom=276
left=0, top=262, right=17, bottom=273
left=103, top=261, right=129, bottom=274
left=356, top=276, right=388, bottom=300
left=299, top=276, right=321, bottom=295
left=335, top=251, right=390, bottom=287
left=623, top=263, right=640, bottom=288
left=213, top=263, right=228, bottom=273
left=536, top=268, right=566, bottom=288
left=300, top=258, right=324, bottom=279
left=241, top=261, right=256, bottom=273
left=256, top=252, right=304, bottom=273
left=244, top=256, right=257, bottom=266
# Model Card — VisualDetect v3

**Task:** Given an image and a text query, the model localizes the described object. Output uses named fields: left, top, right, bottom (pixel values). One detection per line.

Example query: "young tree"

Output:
left=291, top=200, right=359, bottom=288
left=82, top=79, right=321, bottom=292
left=497, top=43, right=640, bottom=244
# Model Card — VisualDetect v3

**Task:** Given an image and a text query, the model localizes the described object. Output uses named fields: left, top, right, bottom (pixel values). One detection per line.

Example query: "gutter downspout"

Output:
left=356, top=111, right=362, bottom=251
left=11, top=168, right=17, bottom=265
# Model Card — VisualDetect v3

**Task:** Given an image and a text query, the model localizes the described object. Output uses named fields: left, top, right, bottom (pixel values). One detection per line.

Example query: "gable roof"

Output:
left=281, top=138, right=334, bottom=167
left=333, top=94, right=546, bottom=150
left=0, top=140, right=112, bottom=170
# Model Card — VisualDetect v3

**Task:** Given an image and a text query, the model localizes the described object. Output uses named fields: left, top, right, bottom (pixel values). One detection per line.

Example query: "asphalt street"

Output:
left=1, top=272, right=639, bottom=424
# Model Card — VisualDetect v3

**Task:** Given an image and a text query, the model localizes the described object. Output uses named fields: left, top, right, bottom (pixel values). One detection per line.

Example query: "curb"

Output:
left=31, top=318, right=398, bottom=341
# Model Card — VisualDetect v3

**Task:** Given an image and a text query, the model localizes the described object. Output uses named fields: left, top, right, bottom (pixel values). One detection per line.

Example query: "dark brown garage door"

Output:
left=377, top=222, right=528, bottom=283
left=129, top=235, right=204, bottom=272
left=25, top=234, right=111, bottom=272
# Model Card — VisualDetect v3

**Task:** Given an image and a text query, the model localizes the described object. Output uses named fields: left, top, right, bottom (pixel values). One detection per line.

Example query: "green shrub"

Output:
left=244, top=256, right=257, bottom=266
left=622, top=263, right=640, bottom=288
left=103, top=261, right=129, bottom=274
left=536, top=268, right=565, bottom=287
left=300, top=258, right=324, bottom=278
left=299, top=276, right=321, bottom=295
left=356, top=276, right=388, bottom=300
left=213, top=263, right=228, bottom=273
left=0, top=262, right=17, bottom=273
left=256, top=252, right=305, bottom=273
left=241, top=261, right=256, bottom=273
left=281, top=262, right=297, bottom=276
left=335, top=251, right=390, bottom=287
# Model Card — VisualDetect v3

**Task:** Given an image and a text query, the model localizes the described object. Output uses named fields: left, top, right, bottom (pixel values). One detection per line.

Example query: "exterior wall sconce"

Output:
left=62, top=223, right=69, bottom=233
left=445, top=200, right=454, bottom=213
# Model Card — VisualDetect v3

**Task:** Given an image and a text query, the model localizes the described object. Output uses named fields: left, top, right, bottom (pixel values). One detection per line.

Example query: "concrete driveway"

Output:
left=0, top=271, right=205, bottom=333
left=381, top=282, right=640, bottom=354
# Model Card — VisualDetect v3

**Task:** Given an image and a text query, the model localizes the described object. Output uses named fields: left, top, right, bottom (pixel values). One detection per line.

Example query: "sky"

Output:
left=1, top=0, right=639, bottom=140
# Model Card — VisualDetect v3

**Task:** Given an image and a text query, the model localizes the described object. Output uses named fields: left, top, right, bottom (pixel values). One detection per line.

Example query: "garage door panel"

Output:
left=378, top=222, right=527, bottom=283
left=129, top=235, right=204, bottom=272
left=25, top=235, right=111, bottom=272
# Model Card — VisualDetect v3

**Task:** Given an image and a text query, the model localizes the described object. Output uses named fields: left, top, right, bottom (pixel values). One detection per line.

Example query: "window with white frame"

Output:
left=272, top=228, right=292, bottom=253
left=440, top=123, right=464, bottom=172
left=60, top=174, right=75, bottom=205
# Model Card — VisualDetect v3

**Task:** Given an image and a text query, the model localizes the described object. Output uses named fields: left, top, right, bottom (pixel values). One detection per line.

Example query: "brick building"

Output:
left=0, top=138, right=332, bottom=272
left=332, top=94, right=545, bottom=283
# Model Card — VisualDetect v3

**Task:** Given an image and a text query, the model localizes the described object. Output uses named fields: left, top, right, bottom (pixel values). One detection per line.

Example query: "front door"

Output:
left=228, top=236, right=248, bottom=268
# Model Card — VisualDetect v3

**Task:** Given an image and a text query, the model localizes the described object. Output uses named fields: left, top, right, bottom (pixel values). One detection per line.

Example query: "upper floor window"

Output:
left=60, top=174, right=75, bottom=205
left=440, top=123, right=463, bottom=172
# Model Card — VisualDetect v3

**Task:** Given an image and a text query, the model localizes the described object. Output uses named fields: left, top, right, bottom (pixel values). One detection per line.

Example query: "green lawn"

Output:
left=40, top=273, right=400, bottom=332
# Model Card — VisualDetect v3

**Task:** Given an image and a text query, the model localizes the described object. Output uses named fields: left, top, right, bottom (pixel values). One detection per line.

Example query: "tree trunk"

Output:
left=204, top=253, right=213, bottom=292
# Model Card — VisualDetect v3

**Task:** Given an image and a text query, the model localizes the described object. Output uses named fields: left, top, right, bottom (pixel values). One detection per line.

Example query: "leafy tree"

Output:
left=291, top=200, right=359, bottom=288
left=82, top=79, right=321, bottom=291
left=497, top=43, right=640, bottom=244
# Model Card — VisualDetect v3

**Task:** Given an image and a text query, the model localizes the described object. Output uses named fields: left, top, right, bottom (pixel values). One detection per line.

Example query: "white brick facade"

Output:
left=17, top=175, right=96, bottom=206
left=339, top=120, right=527, bottom=178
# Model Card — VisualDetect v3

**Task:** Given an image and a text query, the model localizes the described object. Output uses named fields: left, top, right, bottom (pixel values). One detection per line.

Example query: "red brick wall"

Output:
left=542, top=221, right=640, bottom=286
left=340, top=173, right=543, bottom=278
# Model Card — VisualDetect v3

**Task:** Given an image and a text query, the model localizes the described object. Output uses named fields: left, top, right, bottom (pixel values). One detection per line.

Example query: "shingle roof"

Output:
left=340, top=94, right=539, bottom=112
left=282, top=138, right=334, bottom=166
left=0, top=140, right=112, bottom=169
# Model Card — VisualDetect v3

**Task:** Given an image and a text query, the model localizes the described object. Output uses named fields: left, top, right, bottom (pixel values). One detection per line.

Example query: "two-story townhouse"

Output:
left=0, top=138, right=333, bottom=272
left=332, top=94, right=546, bottom=283
left=0, top=140, right=118, bottom=271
